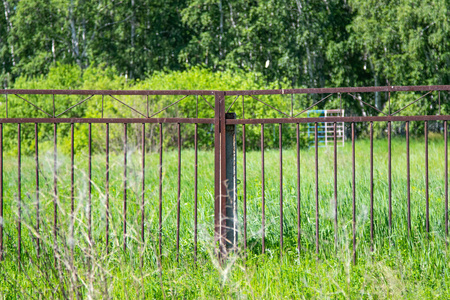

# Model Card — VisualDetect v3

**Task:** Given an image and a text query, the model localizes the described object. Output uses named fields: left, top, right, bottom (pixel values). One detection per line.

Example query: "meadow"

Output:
left=0, top=123, right=449, bottom=299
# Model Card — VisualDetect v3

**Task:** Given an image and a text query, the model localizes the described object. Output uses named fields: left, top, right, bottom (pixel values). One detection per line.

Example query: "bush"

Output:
left=6, top=64, right=313, bottom=154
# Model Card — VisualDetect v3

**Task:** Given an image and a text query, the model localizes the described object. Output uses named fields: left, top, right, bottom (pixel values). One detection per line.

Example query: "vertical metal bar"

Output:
left=325, top=113, right=328, bottom=147
left=243, top=123, right=247, bottom=254
left=219, top=94, right=227, bottom=257
left=406, top=121, right=411, bottom=235
left=296, top=123, right=301, bottom=254
left=105, top=123, right=110, bottom=252
left=0, top=123, right=2, bottom=261
left=261, top=123, right=265, bottom=254
left=102, top=95, right=104, bottom=118
left=315, top=122, right=319, bottom=256
left=425, top=121, right=429, bottom=235
left=147, top=95, right=149, bottom=118
left=388, top=91, right=391, bottom=115
left=291, top=94, right=294, bottom=117
left=334, top=122, right=338, bottom=252
left=243, top=96, right=247, bottom=254
left=123, top=123, right=127, bottom=251
left=214, top=91, right=227, bottom=258
left=141, top=123, right=145, bottom=243
left=88, top=123, right=92, bottom=245
left=5, top=94, right=7, bottom=118
left=194, top=123, right=198, bottom=263
left=242, top=95, right=245, bottom=119
left=445, top=120, right=448, bottom=245
left=18, top=123, right=21, bottom=262
left=370, top=122, right=374, bottom=252
left=158, top=123, right=163, bottom=258
left=388, top=121, right=392, bottom=233
left=352, top=122, right=356, bottom=264
left=53, top=123, right=57, bottom=242
left=53, top=94, right=55, bottom=117
left=70, top=123, right=74, bottom=258
left=279, top=123, right=283, bottom=256
left=35, top=123, right=40, bottom=257
left=176, top=123, right=181, bottom=263
left=214, top=93, right=221, bottom=255
left=139, top=123, right=145, bottom=266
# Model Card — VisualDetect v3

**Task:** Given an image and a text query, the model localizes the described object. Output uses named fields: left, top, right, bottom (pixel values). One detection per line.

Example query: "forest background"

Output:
left=2, top=0, right=449, bottom=93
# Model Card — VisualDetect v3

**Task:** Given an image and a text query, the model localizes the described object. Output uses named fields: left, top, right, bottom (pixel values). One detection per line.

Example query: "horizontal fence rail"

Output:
left=0, top=86, right=449, bottom=266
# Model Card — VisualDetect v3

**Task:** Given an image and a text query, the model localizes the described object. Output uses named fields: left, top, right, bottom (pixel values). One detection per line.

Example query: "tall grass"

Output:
left=0, top=123, right=449, bottom=298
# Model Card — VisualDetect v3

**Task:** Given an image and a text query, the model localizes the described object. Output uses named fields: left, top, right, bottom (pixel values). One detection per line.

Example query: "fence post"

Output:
left=214, top=92, right=238, bottom=260
left=214, top=91, right=226, bottom=257
left=225, top=113, right=237, bottom=252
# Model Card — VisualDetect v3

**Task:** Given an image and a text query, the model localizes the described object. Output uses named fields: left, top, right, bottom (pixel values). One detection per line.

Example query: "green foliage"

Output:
left=2, top=0, right=450, bottom=148
left=1, top=0, right=190, bottom=82
left=349, top=0, right=450, bottom=86
left=2, top=0, right=446, bottom=98
left=180, top=0, right=354, bottom=89
left=6, top=64, right=314, bottom=153
left=133, top=67, right=307, bottom=150
left=5, top=64, right=126, bottom=155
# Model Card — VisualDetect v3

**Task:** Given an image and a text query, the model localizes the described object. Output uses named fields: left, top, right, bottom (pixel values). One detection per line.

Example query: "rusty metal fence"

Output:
left=0, top=86, right=449, bottom=264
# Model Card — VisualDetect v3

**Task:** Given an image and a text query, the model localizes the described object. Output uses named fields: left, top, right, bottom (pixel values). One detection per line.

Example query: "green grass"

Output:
left=1, top=129, right=450, bottom=299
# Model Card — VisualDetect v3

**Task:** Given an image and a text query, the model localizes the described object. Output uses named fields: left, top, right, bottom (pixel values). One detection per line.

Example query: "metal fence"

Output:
left=0, top=85, right=449, bottom=264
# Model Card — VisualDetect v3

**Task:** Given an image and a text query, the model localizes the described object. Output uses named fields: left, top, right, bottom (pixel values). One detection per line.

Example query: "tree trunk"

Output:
left=130, top=0, right=135, bottom=78
left=219, top=0, right=223, bottom=60
left=2, top=0, right=16, bottom=67
left=69, top=0, right=81, bottom=68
